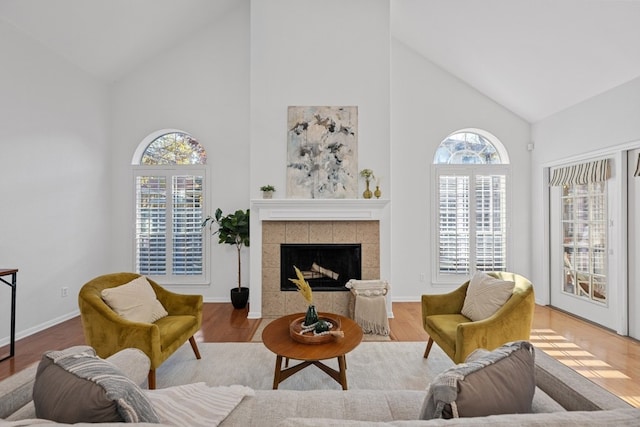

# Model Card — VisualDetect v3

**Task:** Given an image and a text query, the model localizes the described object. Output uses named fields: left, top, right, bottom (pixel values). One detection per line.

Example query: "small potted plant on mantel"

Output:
left=202, top=208, right=250, bottom=309
left=260, top=185, right=276, bottom=199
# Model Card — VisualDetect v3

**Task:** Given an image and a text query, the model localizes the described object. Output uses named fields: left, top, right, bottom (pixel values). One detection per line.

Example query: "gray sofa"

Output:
left=1, top=346, right=638, bottom=426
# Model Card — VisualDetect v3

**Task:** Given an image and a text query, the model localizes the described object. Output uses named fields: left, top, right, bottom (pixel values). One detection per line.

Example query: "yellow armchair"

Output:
left=78, top=272, right=203, bottom=389
left=422, top=271, right=535, bottom=364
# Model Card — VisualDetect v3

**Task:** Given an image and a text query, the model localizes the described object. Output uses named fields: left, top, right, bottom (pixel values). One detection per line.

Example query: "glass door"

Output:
left=549, top=176, right=618, bottom=330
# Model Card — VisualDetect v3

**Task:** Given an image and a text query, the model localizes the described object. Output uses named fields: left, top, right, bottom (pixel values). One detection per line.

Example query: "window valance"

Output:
left=549, top=159, right=610, bottom=186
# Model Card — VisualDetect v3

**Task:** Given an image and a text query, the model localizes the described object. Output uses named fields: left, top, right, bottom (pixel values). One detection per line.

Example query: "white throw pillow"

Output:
left=101, top=276, right=168, bottom=323
left=461, top=272, right=514, bottom=321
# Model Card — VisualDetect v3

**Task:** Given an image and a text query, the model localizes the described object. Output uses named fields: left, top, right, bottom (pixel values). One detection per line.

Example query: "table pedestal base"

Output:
left=273, top=354, right=348, bottom=390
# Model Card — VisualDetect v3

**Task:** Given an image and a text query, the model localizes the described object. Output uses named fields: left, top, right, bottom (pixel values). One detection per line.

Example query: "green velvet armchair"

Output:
left=78, top=272, right=203, bottom=389
left=422, top=271, right=535, bottom=364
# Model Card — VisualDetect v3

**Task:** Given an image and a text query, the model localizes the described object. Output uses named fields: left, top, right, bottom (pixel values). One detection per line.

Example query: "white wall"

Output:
left=530, top=77, right=640, bottom=306
left=248, top=0, right=391, bottom=313
left=249, top=0, right=391, bottom=199
left=391, top=40, right=532, bottom=300
left=109, top=2, right=250, bottom=301
left=0, top=21, right=110, bottom=344
left=0, top=1, right=564, bottom=342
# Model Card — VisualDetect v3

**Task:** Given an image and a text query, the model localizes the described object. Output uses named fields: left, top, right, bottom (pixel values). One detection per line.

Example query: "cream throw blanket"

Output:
left=146, top=382, right=254, bottom=426
left=346, top=279, right=390, bottom=336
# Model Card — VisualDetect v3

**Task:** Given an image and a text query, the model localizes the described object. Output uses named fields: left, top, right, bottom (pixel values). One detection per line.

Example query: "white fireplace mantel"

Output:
left=248, top=198, right=391, bottom=319
left=251, top=198, right=389, bottom=221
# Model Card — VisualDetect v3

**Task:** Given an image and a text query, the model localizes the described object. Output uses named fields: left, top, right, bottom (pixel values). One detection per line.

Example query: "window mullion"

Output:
left=469, top=172, right=477, bottom=273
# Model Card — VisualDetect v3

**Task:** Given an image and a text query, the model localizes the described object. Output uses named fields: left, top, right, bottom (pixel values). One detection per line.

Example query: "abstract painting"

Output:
left=287, top=106, right=358, bottom=199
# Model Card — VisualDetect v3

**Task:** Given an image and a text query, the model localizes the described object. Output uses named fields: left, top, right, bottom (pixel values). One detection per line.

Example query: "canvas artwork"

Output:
left=287, top=106, right=358, bottom=199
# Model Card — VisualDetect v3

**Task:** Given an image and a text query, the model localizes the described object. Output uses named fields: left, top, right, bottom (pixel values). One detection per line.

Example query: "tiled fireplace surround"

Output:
left=248, top=199, right=390, bottom=319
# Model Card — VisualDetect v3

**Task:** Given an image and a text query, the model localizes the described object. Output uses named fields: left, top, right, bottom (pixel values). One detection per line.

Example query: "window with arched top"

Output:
left=433, top=130, right=506, bottom=165
left=432, top=129, right=511, bottom=283
left=133, top=130, right=208, bottom=284
left=140, top=132, right=207, bottom=165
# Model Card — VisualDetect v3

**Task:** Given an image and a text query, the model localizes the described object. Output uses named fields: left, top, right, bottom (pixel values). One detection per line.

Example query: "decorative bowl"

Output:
left=289, top=314, right=342, bottom=344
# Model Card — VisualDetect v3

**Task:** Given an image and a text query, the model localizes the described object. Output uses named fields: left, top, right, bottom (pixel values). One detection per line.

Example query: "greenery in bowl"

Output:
left=260, top=185, right=276, bottom=192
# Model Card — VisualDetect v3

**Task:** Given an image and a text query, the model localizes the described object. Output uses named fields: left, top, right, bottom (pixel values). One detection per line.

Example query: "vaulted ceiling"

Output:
left=2, top=0, right=639, bottom=123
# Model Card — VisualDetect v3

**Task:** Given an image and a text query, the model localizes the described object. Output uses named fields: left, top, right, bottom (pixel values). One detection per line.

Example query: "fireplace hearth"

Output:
left=281, top=243, right=361, bottom=292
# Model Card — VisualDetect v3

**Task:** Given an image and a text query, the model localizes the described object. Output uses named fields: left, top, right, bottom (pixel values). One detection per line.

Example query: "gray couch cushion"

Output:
left=277, top=408, right=640, bottom=426
left=32, top=346, right=158, bottom=424
left=3, top=348, right=151, bottom=422
left=221, top=389, right=428, bottom=425
left=0, top=363, right=38, bottom=420
left=535, top=348, right=633, bottom=411
left=420, top=341, right=536, bottom=419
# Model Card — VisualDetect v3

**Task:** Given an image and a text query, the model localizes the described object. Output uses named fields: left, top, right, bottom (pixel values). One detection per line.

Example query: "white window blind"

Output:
left=171, top=175, right=204, bottom=275
left=436, top=171, right=507, bottom=278
left=136, top=176, right=167, bottom=275
left=438, top=175, right=470, bottom=274
left=135, top=172, right=205, bottom=279
left=475, top=174, right=507, bottom=271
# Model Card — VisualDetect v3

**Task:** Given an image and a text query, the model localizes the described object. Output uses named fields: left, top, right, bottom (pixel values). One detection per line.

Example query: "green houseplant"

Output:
left=203, top=208, right=250, bottom=309
left=260, top=185, right=276, bottom=199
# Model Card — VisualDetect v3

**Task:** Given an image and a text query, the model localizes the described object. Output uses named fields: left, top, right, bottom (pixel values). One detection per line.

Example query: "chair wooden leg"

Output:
left=148, top=369, right=156, bottom=390
left=423, top=337, right=434, bottom=359
left=189, top=336, right=202, bottom=359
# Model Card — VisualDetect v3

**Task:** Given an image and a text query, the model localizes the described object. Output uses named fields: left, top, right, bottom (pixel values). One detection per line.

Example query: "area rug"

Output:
left=154, top=341, right=451, bottom=391
left=250, top=318, right=391, bottom=342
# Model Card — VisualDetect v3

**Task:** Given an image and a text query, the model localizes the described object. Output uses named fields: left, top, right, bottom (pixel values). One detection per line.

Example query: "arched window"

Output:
left=133, top=130, right=208, bottom=284
left=433, top=129, right=511, bottom=283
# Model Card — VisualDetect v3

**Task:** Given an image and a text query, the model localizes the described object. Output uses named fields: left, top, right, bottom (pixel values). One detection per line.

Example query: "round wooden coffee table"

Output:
left=262, top=312, right=363, bottom=390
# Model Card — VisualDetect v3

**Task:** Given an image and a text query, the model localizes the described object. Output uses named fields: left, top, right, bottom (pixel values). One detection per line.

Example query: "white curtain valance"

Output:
left=549, top=159, right=611, bottom=186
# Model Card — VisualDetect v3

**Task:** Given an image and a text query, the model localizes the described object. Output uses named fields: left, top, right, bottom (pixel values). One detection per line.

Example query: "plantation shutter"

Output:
left=135, top=171, right=205, bottom=279
left=475, top=175, right=507, bottom=271
left=438, top=175, right=470, bottom=274
left=136, top=175, right=167, bottom=275
left=437, top=172, right=507, bottom=276
left=172, top=175, right=204, bottom=275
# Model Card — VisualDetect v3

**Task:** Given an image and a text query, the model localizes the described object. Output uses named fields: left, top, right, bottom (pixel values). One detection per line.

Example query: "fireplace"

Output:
left=281, top=244, right=361, bottom=292
left=251, top=199, right=389, bottom=319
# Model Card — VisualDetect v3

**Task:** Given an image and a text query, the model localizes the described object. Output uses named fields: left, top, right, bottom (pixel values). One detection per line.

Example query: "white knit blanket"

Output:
left=346, top=280, right=390, bottom=336
left=146, top=383, right=254, bottom=427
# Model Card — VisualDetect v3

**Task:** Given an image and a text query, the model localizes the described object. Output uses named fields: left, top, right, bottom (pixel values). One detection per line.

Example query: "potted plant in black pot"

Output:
left=203, top=208, right=250, bottom=309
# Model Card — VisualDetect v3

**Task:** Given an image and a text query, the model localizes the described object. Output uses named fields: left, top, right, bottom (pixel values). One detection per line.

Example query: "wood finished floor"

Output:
left=1, top=302, right=638, bottom=407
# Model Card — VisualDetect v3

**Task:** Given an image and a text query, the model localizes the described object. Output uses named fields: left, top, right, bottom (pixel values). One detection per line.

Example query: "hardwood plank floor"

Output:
left=1, top=302, right=638, bottom=407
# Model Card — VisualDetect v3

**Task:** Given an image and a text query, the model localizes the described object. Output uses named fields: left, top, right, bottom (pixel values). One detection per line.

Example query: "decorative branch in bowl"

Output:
left=288, top=266, right=344, bottom=339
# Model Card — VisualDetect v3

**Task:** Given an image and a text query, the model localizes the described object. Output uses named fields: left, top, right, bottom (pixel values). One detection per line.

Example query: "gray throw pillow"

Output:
left=420, top=340, right=536, bottom=419
left=33, top=346, right=159, bottom=424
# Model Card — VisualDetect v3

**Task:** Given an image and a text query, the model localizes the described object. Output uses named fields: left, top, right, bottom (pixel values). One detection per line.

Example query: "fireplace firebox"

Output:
left=280, top=244, right=361, bottom=292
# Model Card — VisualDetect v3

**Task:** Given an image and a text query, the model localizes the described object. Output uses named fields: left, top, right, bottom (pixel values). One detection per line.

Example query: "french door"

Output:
left=549, top=160, right=619, bottom=330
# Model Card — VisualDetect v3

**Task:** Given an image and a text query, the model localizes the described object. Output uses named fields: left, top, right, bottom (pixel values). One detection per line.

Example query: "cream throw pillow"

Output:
left=101, top=276, right=168, bottom=323
left=461, top=272, right=514, bottom=321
